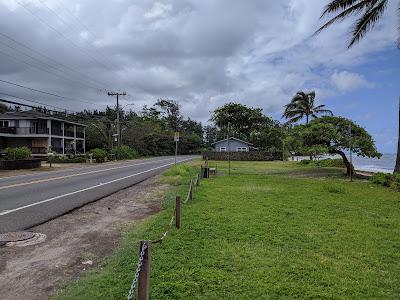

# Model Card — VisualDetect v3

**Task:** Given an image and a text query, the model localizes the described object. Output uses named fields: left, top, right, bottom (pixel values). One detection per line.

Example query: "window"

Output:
left=0, top=121, right=9, bottom=127
left=220, top=147, right=227, bottom=152
left=236, top=147, right=248, bottom=152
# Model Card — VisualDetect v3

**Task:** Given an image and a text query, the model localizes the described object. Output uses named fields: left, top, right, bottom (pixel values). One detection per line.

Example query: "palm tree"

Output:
left=314, top=0, right=400, bottom=173
left=283, top=91, right=333, bottom=124
left=313, top=0, right=392, bottom=48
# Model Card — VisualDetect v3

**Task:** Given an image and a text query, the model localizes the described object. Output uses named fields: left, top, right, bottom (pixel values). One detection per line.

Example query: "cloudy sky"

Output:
left=0, top=0, right=399, bottom=152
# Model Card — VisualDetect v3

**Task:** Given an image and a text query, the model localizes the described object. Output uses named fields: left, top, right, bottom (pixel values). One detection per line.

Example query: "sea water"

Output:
left=352, top=153, right=396, bottom=173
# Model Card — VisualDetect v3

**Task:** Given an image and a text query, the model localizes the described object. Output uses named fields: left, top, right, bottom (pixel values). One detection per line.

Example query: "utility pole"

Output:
left=349, top=124, right=353, bottom=182
left=227, top=122, right=231, bottom=176
left=108, top=92, right=126, bottom=159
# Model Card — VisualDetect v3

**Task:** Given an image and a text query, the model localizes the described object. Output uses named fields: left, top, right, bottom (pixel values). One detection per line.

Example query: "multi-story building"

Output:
left=0, top=110, right=86, bottom=157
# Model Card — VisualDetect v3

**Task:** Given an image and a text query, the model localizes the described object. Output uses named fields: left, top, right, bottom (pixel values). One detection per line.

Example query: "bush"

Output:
left=89, top=148, right=107, bottom=163
left=390, top=174, right=400, bottom=191
left=298, top=159, right=345, bottom=168
left=3, top=147, right=32, bottom=160
left=111, top=145, right=139, bottom=160
left=372, top=173, right=393, bottom=187
left=48, top=155, right=86, bottom=164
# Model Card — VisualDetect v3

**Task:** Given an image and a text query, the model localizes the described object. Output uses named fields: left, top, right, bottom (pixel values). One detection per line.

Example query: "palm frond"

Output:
left=314, top=0, right=375, bottom=36
left=321, top=0, right=362, bottom=17
left=348, top=0, right=388, bottom=47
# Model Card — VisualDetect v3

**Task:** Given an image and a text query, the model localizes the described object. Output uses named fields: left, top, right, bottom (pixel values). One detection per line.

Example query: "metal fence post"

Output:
left=137, top=240, right=151, bottom=300
left=175, top=196, right=181, bottom=229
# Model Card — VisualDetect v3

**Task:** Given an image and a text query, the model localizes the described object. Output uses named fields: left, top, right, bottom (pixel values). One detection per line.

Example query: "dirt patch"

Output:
left=0, top=176, right=169, bottom=300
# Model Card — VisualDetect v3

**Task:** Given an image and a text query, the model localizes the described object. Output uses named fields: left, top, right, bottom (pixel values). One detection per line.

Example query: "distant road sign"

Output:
left=174, top=132, right=180, bottom=142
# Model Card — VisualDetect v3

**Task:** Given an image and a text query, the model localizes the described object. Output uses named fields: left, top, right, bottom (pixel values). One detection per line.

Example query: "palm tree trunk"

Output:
left=394, top=97, right=400, bottom=173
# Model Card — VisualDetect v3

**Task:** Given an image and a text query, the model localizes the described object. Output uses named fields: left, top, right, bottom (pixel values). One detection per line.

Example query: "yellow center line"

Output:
left=0, top=158, right=173, bottom=191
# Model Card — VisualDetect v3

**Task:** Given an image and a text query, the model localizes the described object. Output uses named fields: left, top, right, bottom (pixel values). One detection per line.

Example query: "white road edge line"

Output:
left=0, top=157, right=175, bottom=189
left=0, top=158, right=193, bottom=216
left=0, top=157, right=174, bottom=181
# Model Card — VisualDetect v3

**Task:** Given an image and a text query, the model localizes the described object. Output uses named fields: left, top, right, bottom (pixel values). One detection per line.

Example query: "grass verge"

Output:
left=54, top=160, right=400, bottom=299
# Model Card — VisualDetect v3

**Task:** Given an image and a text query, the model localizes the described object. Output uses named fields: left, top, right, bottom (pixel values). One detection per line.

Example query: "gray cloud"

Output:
left=0, top=0, right=396, bottom=120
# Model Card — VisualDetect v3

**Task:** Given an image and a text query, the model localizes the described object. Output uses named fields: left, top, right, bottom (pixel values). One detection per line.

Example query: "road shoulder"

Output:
left=0, top=175, right=169, bottom=300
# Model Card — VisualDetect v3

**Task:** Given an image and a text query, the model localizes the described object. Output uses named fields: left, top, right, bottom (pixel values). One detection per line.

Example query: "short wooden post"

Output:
left=175, top=196, right=181, bottom=229
left=137, top=240, right=151, bottom=300
left=189, top=180, right=193, bottom=201
left=196, top=174, right=200, bottom=186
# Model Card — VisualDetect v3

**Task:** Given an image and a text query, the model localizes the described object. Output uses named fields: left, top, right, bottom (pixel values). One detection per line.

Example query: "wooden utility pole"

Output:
left=227, top=122, right=231, bottom=176
left=108, top=92, right=126, bottom=158
left=394, top=96, right=400, bottom=173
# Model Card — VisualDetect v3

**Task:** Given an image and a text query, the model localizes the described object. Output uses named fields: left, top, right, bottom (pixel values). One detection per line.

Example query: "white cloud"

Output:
left=0, top=0, right=396, bottom=121
left=331, top=71, right=374, bottom=92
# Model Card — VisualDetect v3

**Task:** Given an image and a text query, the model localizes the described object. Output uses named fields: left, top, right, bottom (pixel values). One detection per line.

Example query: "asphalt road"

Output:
left=0, top=156, right=195, bottom=233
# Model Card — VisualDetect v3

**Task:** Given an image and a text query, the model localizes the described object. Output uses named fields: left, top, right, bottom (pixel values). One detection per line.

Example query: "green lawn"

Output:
left=55, top=161, right=400, bottom=299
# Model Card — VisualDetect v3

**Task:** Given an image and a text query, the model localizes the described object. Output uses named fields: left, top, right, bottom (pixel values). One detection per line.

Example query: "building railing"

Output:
left=0, top=127, right=17, bottom=134
left=51, top=128, right=63, bottom=136
left=65, top=130, right=74, bottom=137
left=0, top=127, right=50, bottom=135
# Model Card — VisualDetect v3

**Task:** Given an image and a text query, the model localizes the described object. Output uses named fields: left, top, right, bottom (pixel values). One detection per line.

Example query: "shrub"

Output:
left=298, top=159, right=345, bottom=168
left=4, top=147, right=32, bottom=160
left=111, top=145, right=139, bottom=160
left=89, top=148, right=107, bottom=163
left=48, top=155, right=86, bottom=163
left=390, top=174, right=400, bottom=191
left=372, top=172, right=393, bottom=187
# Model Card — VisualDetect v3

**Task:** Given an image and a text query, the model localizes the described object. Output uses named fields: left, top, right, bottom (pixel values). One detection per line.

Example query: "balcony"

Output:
left=0, top=127, right=17, bottom=134
left=51, top=128, right=63, bottom=136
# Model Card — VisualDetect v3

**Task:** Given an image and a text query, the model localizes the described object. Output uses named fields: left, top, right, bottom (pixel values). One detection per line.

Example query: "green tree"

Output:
left=289, top=116, right=381, bottom=175
left=211, top=102, right=269, bottom=139
left=283, top=91, right=333, bottom=124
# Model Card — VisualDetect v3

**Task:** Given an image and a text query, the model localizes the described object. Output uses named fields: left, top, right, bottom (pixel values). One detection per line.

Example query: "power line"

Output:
left=0, top=31, right=112, bottom=89
left=0, top=47, right=103, bottom=91
left=0, top=91, right=77, bottom=113
left=38, top=0, right=118, bottom=71
left=53, top=0, right=119, bottom=70
left=0, top=79, right=105, bottom=107
left=15, top=0, right=113, bottom=72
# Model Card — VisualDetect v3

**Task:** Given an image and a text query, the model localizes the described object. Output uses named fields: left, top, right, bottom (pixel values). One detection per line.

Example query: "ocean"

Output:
left=352, top=153, right=396, bottom=174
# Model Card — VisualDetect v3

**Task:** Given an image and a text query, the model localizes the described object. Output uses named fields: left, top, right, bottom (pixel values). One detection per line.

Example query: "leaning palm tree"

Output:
left=314, top=0, right=400, bottom=173
left=283, top=91, right=333, bottom=124
left=313, top=0, right=392, bottom=48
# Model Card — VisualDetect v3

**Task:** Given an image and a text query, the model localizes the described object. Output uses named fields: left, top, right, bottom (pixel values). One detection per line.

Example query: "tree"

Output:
left=314, top=1, right=400, bottom=173
left=283, top=91, right=333, bottom=124
left=211, top=102, right=269, bottom=139
left=289, top=116, right=381, bottom=175
left=314, top=0, right=392, bottom=48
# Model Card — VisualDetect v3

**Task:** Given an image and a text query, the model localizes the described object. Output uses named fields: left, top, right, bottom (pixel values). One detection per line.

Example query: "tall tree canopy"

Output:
left=283, top=91, right=333, bottom=124
left=211, top=102, right=271, bottom=139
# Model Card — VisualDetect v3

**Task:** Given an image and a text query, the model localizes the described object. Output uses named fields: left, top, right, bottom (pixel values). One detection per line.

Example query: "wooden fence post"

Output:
left=189, top=180, right=193, bottom=201
left=175, top=196, right=181, bottom=229
left=137, top=240, right=151, bottom=300
left=196, top=174, right=200, bottom=186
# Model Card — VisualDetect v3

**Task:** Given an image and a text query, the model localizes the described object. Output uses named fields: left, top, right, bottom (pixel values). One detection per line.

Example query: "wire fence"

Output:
left=127, top=167, right=209, bottom=300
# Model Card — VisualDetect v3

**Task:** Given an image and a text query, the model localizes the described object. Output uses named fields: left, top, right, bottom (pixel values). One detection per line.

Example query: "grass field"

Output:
left=54, top=160, right=400, bottom=299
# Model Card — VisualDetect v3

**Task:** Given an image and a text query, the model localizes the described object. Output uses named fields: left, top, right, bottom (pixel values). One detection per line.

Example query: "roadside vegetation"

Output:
left=54, top=160, right=400, bottom=299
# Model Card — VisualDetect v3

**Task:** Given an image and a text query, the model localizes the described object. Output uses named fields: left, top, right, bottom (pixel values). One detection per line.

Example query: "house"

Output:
left=212, top=137, right=254, bottom=152
left=0, top=110, right=86, bottom=157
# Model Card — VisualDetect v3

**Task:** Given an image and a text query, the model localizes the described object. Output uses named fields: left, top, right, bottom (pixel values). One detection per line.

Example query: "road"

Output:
left=0, top=156, right=195, bottom=233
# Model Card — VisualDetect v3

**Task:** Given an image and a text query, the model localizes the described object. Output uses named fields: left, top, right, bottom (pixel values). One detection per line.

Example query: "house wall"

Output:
left=214, top=140, right=249, bottom=152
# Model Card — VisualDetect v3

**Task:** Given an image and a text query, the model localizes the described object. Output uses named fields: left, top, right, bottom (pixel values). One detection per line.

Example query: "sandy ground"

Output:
left=0, top=176, right=168, bottom=300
